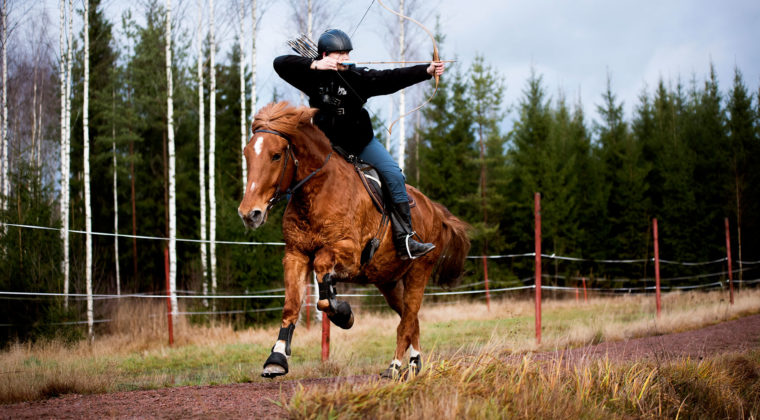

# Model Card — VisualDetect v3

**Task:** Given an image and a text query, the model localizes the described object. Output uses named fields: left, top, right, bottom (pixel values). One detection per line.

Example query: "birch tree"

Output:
left=396, top=0, right=405, bottom=171
left=249, top=0, right=257, bottom=118
left=238, top=0, right=246, bottom=193
left=209, top=0, right=217, bottom=302
left=63, top=0, right=73, bottom=308
left=83, top=0, right=94, bottom=341
left=196, top=0, right=208, bottom=304
left=165, top=0, right=178, bottom=319
left=1, top=0, right=7, bottom=213
left=112, top=88, right=119, bottom=295
left=58, top=3, right=65, bottom=271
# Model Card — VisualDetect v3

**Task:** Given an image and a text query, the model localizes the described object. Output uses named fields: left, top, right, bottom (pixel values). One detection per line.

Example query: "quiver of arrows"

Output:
left=287, top=34, right=318, bottom=59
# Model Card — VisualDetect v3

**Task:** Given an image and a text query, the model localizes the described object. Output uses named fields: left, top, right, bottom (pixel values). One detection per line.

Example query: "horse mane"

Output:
left=252, top=102, right=331, bottom=155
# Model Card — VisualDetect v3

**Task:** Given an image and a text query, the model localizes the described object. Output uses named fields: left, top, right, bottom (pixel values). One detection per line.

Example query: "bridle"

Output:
left=252, top=129, right=332, bottom=214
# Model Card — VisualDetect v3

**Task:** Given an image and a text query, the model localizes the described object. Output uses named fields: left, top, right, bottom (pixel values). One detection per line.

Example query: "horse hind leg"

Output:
left=382, top=266, right=429, bottom=380
left=377, top=281, right=405, bottom=379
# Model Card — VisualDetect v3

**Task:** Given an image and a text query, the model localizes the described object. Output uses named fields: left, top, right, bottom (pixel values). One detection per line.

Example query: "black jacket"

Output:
left=274, top=55, right=432, bottom=155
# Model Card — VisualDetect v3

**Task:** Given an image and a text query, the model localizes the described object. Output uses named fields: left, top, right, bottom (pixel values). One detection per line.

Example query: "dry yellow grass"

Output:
left=0, top=288, right=758, bottom=405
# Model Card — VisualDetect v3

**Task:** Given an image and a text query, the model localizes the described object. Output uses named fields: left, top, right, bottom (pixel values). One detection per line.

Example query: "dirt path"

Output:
left=3, top=314, right=760, bottom=419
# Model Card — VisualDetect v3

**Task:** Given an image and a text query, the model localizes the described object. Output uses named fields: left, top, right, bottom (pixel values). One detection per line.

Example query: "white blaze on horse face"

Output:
left=249, top=181, right=256, bottom=193
left=254, top=136, right=264, bottom=156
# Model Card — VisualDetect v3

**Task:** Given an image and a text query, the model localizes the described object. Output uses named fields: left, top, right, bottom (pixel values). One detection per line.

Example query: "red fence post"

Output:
left=582, top=277, right=587, bottom=302
left=164, top=247, right=174, bottom=346
left=653, top=218, right=661, bottom=318
left=575, top=282, right=579, bottom=302
left=321, top=310, right=330, bottom=362
left=534, top=192, right=542, bottom=345
left=725, top=218, right=734, bottom=305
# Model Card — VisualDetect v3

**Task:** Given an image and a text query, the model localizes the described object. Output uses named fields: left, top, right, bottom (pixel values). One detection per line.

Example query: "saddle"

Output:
left=331, top=146, right=416, bottom=213
left=332, top=146, right=415, bottom=266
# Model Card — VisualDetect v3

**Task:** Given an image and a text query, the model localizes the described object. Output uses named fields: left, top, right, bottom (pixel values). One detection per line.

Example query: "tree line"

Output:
left=0, top=0, right=758, bottom=344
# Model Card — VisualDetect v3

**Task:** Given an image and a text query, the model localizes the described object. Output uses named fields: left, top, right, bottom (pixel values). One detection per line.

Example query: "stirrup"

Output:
left=404, top=232, right=435, bottom=260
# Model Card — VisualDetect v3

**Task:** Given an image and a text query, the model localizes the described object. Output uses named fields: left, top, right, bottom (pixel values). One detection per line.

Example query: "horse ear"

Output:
left=299, top=107, right=319, bottom=125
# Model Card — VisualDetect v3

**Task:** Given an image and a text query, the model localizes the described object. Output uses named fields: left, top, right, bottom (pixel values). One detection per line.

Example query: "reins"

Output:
left=253, top=129, right=332, bottom=214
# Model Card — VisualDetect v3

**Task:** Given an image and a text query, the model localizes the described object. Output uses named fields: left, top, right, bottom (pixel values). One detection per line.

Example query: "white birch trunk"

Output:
left=238, top=0, right=246, bottom=194
left=63, top=0, right=73, bottom=309
left=59, top=0, right=66, bottom=294
left=397, top=0, right=406, bottom=171
left=112, top=89, right=120, bottom=296
left=32, top=64, right=38, bottom=167
left=209, top=0, right=217, bottom=304
left=307, top=0, right=312, bottom=38
left=165, top=0, right=178, bottom=319
left=1, top=0, right=8, bottom=213
left=197, top=0, right=208, bottom=306
left=83, top=0, right=94, bottom=341
left=297, top=0, right=312, bottom=107
left=250, top=0, right=256, bottom=117
left=36, top=66, right=44, bottom=168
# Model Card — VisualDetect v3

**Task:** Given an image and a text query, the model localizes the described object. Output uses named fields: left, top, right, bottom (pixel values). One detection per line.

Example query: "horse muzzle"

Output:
left=239, top=208, right=267, bottom=229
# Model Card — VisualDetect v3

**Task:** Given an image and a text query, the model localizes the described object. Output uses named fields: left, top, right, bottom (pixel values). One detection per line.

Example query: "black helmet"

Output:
left=317, top=29, right=353, bottom=56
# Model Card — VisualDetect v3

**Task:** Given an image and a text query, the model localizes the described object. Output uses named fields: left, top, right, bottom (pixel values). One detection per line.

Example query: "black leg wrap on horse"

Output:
left=318, top=274, right=339, bottom=313
left=318, top=273, right=354, bottom=329
left=276, top=324, right=295, bottom=356
left=380, top=361, right=402, bottom=380
left=327, top=301, right=354, bottom=329
left=261, top=352, right=289, bottom=378
left=408, top=354, right=422, bottom=376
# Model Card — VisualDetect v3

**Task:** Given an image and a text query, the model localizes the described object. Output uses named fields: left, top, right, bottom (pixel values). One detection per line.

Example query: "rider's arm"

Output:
left=360, top=64, right=432, bottom=98
left=273, top=55, right=318, bottom=96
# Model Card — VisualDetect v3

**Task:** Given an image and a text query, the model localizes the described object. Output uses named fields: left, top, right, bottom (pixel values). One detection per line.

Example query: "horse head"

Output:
left=238, top=102, right=322, bottom=229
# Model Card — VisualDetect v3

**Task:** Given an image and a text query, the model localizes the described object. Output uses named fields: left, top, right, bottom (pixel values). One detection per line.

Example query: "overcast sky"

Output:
left=30, top=0, right=760, bottom=133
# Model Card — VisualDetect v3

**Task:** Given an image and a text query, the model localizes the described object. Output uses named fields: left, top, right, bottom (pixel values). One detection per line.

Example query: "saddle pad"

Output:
left=355, top=164, right=417, bottom=212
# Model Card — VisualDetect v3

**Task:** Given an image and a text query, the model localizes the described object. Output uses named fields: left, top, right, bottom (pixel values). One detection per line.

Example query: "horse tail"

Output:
left=431, top=202, right=471, bottom=288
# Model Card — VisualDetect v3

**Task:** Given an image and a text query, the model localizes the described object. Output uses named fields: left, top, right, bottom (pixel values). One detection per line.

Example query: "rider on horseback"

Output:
left=274, top=29, right=445, bottom=260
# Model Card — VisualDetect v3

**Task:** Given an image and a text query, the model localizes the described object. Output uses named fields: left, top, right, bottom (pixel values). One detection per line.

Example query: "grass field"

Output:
left=1, top=288, right=759, bottom=415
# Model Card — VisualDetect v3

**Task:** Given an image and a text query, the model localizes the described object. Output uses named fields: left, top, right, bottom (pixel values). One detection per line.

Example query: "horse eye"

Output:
left=271, top=153, right=282, bottom=162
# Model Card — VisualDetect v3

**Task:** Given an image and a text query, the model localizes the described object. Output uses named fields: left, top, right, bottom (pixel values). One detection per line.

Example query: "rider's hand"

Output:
left=312, top=54, right=349, bottom=71
left=427, top=61, right=445, bottom=77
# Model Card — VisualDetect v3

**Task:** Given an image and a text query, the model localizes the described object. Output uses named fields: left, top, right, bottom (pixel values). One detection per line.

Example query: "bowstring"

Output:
left=350, top=0, right=376, bottom=38
left=336, top=0, right=392, bottom=135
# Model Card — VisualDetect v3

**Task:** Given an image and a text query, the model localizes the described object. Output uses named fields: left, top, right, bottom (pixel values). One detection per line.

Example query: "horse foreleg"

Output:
left=314, top=246, right=355, bottom=329
left=262, top=251, right=310, bottom=379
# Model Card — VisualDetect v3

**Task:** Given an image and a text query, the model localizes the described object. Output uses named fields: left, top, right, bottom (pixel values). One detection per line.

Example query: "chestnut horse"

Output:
left=238, top=102, right=470, bottom=379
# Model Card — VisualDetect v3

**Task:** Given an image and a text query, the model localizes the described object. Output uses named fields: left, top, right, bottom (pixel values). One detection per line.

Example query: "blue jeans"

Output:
left=358, top=138, right=408, bottom=204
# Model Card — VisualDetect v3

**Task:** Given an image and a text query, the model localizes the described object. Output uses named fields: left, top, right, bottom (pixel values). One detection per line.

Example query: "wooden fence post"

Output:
left=535, top=192, right=542, bottom=344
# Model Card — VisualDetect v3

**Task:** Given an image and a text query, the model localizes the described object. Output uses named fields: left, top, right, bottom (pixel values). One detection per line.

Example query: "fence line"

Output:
left=5, top=222, right=760, bottom=266
left=5, top=278, right=758, bottom=328
left=2, top=277, right=757, bottom=303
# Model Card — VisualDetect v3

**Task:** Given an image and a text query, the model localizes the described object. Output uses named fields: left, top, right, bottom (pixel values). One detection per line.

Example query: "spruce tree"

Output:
left=418, top=62, right=478, bottom=219
left=594, top=75, right=649, bottom=281
left=726, top=67, right=757, bottom=275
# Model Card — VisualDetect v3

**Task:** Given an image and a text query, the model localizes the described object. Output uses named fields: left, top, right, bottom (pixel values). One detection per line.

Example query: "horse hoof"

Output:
left=380, top=363, right=401, bottom=380
left=261, top=352, right=288, bottom=378
left=403, top=355, right=422, bottom=380
left=328, top=301, right=354, bottom=329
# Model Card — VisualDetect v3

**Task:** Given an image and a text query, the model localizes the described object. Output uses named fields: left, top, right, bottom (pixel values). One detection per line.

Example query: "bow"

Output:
left=375, top=0, right=441, bottom=134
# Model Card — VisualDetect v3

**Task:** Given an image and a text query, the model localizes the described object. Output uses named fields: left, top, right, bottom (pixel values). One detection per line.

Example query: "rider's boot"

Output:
left=390, top=200, right=435, bottom=260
